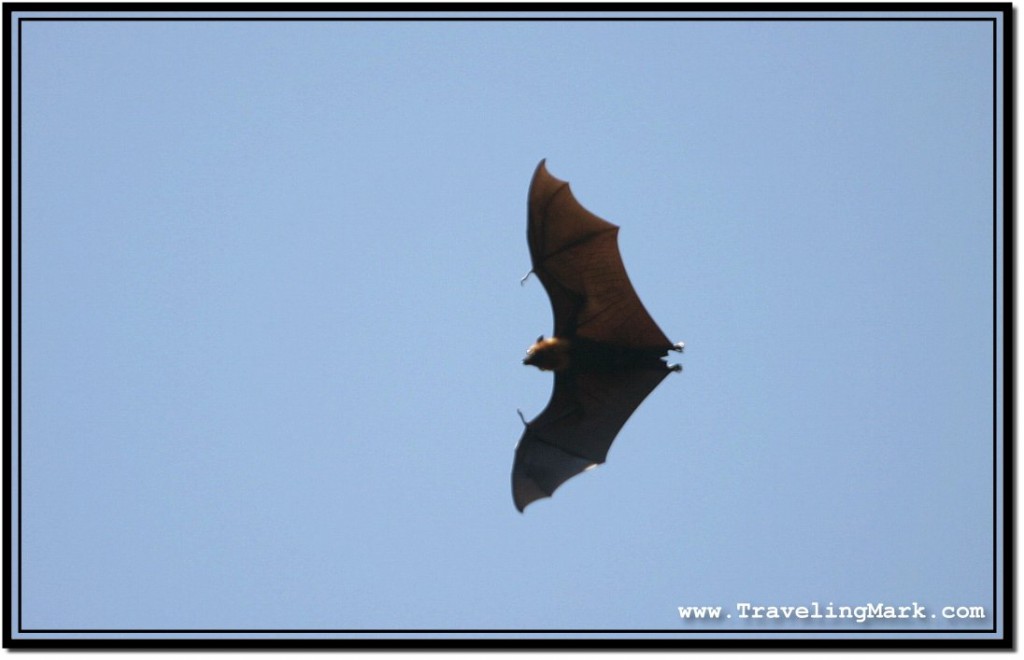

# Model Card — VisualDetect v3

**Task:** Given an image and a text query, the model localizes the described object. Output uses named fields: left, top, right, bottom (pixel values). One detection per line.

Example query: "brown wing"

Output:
left=511, top=366, right=673, bottom=512
left=527, top=159, right=672, bottom=349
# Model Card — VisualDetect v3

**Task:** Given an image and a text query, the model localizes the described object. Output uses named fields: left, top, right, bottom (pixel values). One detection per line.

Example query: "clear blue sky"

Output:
left=12, top=11, right=1005, bottom=642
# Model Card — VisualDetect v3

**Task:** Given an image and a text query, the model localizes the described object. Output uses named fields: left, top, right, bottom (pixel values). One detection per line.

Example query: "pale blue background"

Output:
left=12, top=12, right=1004, bottom=640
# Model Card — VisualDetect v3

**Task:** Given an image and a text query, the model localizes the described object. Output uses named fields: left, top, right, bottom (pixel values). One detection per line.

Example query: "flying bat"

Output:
left=512, top=160, right=683, bottom=512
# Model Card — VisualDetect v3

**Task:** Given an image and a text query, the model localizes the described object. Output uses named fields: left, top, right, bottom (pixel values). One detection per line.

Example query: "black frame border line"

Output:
left=4, top=3, right=1014, bottom=650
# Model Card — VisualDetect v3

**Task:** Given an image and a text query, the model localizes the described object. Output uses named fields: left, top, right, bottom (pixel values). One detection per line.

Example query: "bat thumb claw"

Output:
left=520, top=270, right=534, bottom=286
left=516, top=409, right=529, bottom=426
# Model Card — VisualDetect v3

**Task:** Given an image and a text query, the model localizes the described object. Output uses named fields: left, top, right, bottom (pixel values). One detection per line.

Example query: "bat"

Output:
left=512, top=159, right=684, bottom=512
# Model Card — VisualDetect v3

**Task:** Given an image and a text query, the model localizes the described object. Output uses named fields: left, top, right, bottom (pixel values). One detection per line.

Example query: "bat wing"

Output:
left=512, top=366, right=673, bottom=512
left=528, top=159, right=672, bottom=349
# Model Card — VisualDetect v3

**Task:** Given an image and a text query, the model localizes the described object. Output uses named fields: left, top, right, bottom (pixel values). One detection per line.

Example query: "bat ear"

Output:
left=536, top=335, right=544, bottom=343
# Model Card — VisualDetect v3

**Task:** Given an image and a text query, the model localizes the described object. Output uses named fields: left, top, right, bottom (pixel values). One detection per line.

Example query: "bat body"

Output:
left=512, top=160, right=683, bottom=512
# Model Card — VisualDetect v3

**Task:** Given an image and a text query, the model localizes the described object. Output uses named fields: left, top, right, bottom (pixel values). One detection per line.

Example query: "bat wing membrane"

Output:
left=527, top=160, right=672, bottom=349
left=512, top=367, right=672, bottom=512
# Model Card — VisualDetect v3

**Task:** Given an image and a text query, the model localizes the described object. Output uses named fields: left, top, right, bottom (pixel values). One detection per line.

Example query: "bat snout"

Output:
left=522, top=336, right=571, bottom=372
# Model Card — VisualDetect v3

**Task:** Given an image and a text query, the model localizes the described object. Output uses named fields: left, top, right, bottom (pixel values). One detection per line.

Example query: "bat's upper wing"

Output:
left=512, top=366, right=673, bottom=512
left=528, top=160, right=672, bottom=349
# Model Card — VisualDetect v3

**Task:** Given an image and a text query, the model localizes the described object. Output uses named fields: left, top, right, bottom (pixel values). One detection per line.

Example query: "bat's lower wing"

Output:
left=527, top=160, right=672, bottom=349
left=512, top=367, right=673, bottom=512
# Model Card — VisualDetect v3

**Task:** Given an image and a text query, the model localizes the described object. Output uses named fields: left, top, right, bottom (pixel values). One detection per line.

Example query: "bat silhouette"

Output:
left=512, top=160, right=684, bottom=512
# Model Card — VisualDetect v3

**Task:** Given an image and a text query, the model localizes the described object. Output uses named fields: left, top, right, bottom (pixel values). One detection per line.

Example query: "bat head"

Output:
left=523, top=336, right=571, bottom=372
